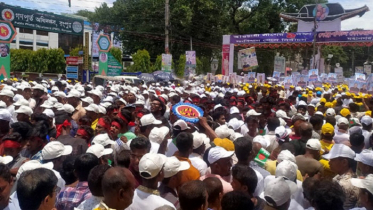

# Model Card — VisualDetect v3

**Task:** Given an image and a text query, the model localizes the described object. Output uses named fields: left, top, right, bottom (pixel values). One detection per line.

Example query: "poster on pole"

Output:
left=284, top=76, right=292, bottom=89
left=296, top=75, right=308, bottom=88
left=355, top=66, right=364, bottom=74
left=91, top=23, right=100, bottom=57
left=222, top=45, right=230, bottom=75
left=0, top=43, right=10, bottom=80
left=238, top=47, right=258, bottom=71
left=162, top=54, right=172, bottom=73
left=349, top=80, right=359, bottom=94
left=185, top=51, right=196, bottom=78
left=247, top=72, right=256, bottom=83
left=308, top=69, right=319, bottom=82
left=274, top=56, right=286, bottom=73
left=257, top=73, right=265, bottom=84
left=327, top=73, right=337, bottom=83
left=355, top=73, right=366, bottom=82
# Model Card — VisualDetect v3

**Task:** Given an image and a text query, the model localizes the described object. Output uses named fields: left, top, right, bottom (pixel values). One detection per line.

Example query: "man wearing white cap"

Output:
left=41, top=141, right=73, bottom=172
left=85, top=104, right=100, bottom=130
left=350, top=174, right=373, bottom=210
left=32, top=84, right=48, bottom=114
left=127, top=153, right=176, bottom=210
left=355, top=149, right=373, bottom=177
left=323, top=144, right=359, bottom=209
left=334, top=117, right=350, bottom=144
left=295, top=139, right=324, bottom=179
left=15, top=105, right=33, bottom=125
left=0, top=89, right=15, bottom=123
left=21, top=86, right=36, bottom=109
left=138, top=114, right=162, bottom=138
left=361, top=115, right=373, bottom=149
left=67, top=89, right=86, bottom=122
left=189, top=132, right=208, bottom=176
left=263, top=176, right=297, bottom=210
left=200, top=146, right=234, bottom=194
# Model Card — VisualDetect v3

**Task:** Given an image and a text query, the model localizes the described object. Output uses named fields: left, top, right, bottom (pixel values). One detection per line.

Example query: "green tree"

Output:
left=127, top=49, right=151, bottom=73
left=110, top=47, right=123, bottom=64
left=69, top=46, right=83, bottom=56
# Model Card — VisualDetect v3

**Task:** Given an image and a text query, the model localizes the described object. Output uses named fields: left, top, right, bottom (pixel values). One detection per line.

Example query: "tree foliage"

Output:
left=127, top=49, right=151, bottom=73
left=110, top=47, right=123, bottom=64
left=11, top=48, right=65, bottom=73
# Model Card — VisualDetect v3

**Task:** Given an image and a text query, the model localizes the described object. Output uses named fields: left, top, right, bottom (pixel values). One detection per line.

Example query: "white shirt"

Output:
left=126, top=188, right=176, bottom=210
left=189, top=153, right=207, bottom=176
left=7, top=104, right=16, bottom=124
left=28, top=98, right=36, bottom=109
left=77, top=196, right=103, bottom=210
left=333, top=130, right=350, bottom=144
left=362, top=129, right=372, bottom=149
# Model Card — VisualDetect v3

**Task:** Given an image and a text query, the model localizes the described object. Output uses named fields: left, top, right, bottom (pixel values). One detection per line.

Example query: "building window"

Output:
left=36, top=30, right=49, bottom=36
left=20, top=46, right=33, bottom=50
left=19, top=28, right=33, bottom=34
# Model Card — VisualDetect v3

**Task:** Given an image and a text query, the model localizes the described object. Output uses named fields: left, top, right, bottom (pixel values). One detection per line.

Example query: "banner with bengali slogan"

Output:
left=0, top=3, right=83, bottom=35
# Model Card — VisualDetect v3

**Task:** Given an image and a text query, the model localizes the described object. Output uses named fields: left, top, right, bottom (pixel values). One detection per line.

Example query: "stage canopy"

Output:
left=222, top=30, right=373, bottom=75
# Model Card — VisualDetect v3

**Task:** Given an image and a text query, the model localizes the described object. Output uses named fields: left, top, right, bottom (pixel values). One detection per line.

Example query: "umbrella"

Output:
left=138, top=73, right=155, bottom=82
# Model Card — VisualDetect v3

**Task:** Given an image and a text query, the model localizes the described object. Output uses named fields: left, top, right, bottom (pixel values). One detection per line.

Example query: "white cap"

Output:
left=0, top=155, right=13, bottom=165
left=16, top=160, right=54, bottom=180
left=15, top=105, right=33, bottom=116
left=98, top=106, right=107, bottom=114
left=307, top=104, right=315, bottom=108
left=139, top=153, right=167, bottom=179
left=246, top=109, right=261, bottom=117
left=298, top=101, right=307, bottom=106
left=276, top=110, right=290, bottom=119
left=322, top=144, right=355, bottom=160
left=140, top=114, right=162, bottom=126
left=275, top=126, right=291, bottom=142
left=306, top=139, right=323, bottom=152
left=149, top=126, right=170, bottom=144
left=173, top=119, right=190, bottom=131
left=103, top=96, right=114, bottom=103
left=354, top=149, right=373, bottom=167
left=325, top=108, right=336, bottom=117
left=208, top=146, right=234, bottom=164
left=32, top=84, right=45, bottom=91
left=42, top=141, right=72, bottom=160
left=163, top=156, right=190, bottom=178
left=85, top=104, right=100, bottom=113
left=86, top=144, right=113, bottom=158
left=82, top=97, right=94, bottom=104
left=51, top=86, right=59, bottom=92
left=100, top=102, right=112, bottom=108
left=0, top=90, right=14, bottom=97
left=215, top=125, right=232, bottom=139
left=277, top=150, right=296, bottom=164
left=315, top=111, right=323, bottom=116
left=160, top=94, right=168, bottom=102
left=0, top=109, right=11, bottom=121
left=192, top=132, right=209, bottom=149
left=361, top=116, right=373, bottom=126
left=53, top=103, right=64, bottom=110
left=276, top=160, right=298, bottom=181
left=213, top=104, right=223, bottom=110
left=230, top=106, right=239, bottom=114
left=66, top=89, right=81, bottom=98
left=42, top=109, right=55, bottom=118
left=53, top=91, right=66, bottom=98
left=228, top=118, right=244, bottom=130
left=40, top=101, right=54, bottom=109
left=89, top=89, right=103, bottom=98
left=253, top=136, right=270, bottom=148
left=351, top=174, right=373, bottom=195
left=14, top=98, right=29, bottom=107
left=58, top=104, right=75, bottom=114
left=264, top=176, right=298, bottom=207
left=91, top=133, right=116, bottom=147
left=337, top=117, right=349, bottom=125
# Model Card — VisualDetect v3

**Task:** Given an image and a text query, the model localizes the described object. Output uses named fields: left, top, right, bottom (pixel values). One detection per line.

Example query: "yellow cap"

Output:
left=346, top=92, right=351, bottom=97
left=213, top=138, right=235, bottom=151
left=340, top=108, right=351, bottom=117
left=325, top=102, right=333, bottom=108
left=308, top=91, right=313, bottom=95
left=366, top=111, right=372, bottom=116
left=320, top=98, right=327, bottom=103
left=290, top=85, right=294, bottom=88
left=322, top=123, right=334, bottom=135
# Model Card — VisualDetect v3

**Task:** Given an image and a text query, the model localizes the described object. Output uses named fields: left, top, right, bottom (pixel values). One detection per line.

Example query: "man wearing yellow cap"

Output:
left=319, top=123, right=337, bottom=179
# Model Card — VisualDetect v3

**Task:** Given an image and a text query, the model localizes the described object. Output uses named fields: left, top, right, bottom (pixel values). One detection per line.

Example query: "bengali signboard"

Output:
left=0, top=3, right=83, bottom=35
left=316, top=30, right=373, bottom=43
left=107, top=53, right=122, bottom=76
left=230, top=32, right=314, bottom=44
left=66, top=66, right=78, bottom=79
left=162, top=54, right=172, bottom=73
left=238, top=47, right=258, bottom=71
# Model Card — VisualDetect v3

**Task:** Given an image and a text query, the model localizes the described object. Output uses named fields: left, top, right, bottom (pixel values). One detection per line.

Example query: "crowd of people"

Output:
left=0, top=77, right=372, bottom=210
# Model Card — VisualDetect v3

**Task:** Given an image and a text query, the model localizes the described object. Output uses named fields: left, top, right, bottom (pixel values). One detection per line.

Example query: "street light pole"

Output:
left=165, top=0, right=170, bottom=54
left=311, top=0, right=318, bottom=69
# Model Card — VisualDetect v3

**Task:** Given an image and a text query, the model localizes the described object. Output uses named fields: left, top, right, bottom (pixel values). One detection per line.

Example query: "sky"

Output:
left=4, top=0, right=373, bottom=30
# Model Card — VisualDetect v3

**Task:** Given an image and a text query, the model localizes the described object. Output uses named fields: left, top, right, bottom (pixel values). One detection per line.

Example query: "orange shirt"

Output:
left=174, top=153, right=200, bottom=185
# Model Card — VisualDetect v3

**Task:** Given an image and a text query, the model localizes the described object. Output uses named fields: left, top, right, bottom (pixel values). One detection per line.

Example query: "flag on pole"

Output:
left=68, top=0, right=71, bottom=7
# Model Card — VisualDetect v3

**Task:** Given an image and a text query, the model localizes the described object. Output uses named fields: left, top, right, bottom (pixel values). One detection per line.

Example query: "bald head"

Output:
left=299, top=122, right=313, bottom=139
left=102, top=167, right=136, bottom=210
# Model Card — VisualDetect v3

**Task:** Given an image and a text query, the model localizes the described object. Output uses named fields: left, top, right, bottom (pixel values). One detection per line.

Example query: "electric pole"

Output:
left=165, top=0, right=169, bottom=54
